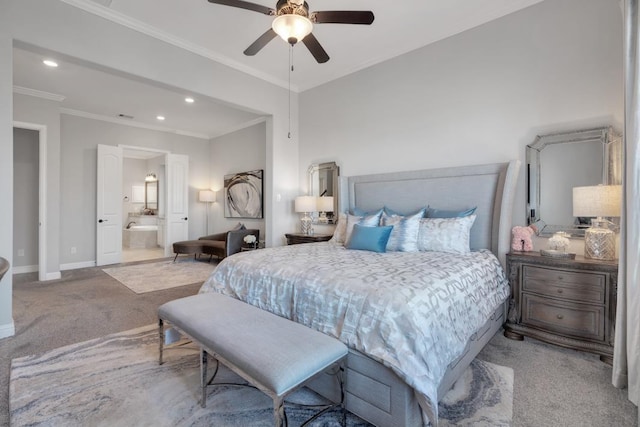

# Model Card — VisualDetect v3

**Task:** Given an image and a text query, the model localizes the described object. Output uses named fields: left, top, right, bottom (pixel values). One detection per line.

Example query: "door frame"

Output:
left=13, top=121, right=49, bottom=281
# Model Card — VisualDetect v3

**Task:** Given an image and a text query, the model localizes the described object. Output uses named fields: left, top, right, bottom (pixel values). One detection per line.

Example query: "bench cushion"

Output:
left=158, top=293, right=347, bottom=397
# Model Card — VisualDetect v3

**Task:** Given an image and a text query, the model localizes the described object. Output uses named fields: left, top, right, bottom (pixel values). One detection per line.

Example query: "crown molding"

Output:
left=60, top=108, right=210, bottom=140
left=58, top=0, right=296, bottom=91
left=210, top=116, right=268, bottom=139
left=13, top=85, right=66, bottom=102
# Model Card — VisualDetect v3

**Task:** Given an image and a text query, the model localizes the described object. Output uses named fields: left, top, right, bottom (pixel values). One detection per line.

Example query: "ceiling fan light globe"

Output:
left=272, top=14, right=313, bottom=44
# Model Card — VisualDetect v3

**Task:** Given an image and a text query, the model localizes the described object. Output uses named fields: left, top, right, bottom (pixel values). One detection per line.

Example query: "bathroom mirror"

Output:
left=527, top=127, right=621, bottom=237
left=145, top=181, right=158, bottom=210
left=308, top=161, right=340, bottom=223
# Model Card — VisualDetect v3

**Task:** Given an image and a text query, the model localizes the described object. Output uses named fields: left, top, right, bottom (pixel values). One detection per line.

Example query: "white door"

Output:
left=96, top=144, right=123, bottom=266
left=165, top=153, right=189, bottom=256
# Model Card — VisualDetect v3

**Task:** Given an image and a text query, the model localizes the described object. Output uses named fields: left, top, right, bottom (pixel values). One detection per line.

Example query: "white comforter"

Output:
left=199, top=242, right=509, bottom=421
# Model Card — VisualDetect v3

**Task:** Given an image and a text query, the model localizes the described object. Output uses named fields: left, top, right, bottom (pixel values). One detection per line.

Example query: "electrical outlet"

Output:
left=70, top=247, right=77, bottom=254
left=17, top=249, right=24, bottom=257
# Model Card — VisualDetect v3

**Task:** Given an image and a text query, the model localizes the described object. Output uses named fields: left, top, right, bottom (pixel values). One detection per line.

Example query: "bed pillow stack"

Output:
left=331, top=206, right=477, bottom=254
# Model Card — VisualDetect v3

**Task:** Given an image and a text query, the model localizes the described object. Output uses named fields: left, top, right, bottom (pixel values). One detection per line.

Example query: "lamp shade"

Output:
left=573, top=185, right=622, bottom=217
left=295, top=196, right=316, bottom=213
left=199, top=190, right=216, bottom=203
left=272, top=14, right=313, bottom=44
left=317, top=196, right=334, bottom=212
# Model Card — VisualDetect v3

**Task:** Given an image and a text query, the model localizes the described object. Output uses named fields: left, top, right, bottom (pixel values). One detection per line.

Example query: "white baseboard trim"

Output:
left=13, top=265, right=39, bottom=274
left=60, top=261, right=96, bottom=271
left=44, top=271, right=62, bottom=280
left=0, top=320, right=16, bottom=340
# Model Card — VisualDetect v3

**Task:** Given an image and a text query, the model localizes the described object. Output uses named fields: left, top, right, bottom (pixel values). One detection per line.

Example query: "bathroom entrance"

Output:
left=96, top=144, right=189, bottom=266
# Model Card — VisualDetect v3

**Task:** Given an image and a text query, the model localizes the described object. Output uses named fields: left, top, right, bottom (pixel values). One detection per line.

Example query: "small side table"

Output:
left=285, top=233, right=332, bottom=245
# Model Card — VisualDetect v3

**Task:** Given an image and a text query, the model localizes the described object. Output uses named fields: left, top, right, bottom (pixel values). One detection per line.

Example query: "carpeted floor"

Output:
left=1, top=261, right=638, bottom=427
left=9, top=325, right=512, bottom=426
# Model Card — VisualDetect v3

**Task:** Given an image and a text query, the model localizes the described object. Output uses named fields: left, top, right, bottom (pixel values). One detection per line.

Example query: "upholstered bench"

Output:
left=158, top=293, right=348, bottom=426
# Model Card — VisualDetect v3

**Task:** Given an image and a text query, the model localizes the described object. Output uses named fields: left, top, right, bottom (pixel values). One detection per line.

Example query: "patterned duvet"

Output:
left=199, top=242, right=509, bottom=421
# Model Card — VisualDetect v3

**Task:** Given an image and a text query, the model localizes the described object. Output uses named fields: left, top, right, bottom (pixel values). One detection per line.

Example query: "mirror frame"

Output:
left=145, top=180, right=158, bottom=211
left=527, top=126, right=621, bottom=237
left=308, top=161, right=340, bottom=223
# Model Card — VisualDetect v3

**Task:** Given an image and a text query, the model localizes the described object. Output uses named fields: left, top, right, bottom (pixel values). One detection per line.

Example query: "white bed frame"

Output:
left=306, top=160, right=520, bottom=426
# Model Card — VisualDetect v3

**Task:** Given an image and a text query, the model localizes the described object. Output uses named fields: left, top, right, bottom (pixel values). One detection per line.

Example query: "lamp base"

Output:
left=300, top=214, right=312, bottom=236
left=584, top=219, right=616, bottom=261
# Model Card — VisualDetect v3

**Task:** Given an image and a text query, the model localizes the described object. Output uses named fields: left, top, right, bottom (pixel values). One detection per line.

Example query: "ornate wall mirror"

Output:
left=308, top=161, right=340, bottom=223
left=527, top=127, right=621, bottom=237
left=145, top=180, right=158, bottom=211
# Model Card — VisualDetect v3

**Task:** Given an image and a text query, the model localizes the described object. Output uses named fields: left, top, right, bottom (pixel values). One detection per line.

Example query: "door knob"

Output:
left=98, top=219, right=108, bottom=223
left=183, top=217, right=188, bottom=220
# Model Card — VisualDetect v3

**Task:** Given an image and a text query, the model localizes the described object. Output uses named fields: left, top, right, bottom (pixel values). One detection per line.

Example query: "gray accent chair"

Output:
left=198, top=228, right=260, bottom=259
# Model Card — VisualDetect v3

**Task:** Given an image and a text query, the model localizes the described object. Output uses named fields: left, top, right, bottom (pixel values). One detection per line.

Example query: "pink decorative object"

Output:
left=511, top=225, right=537, bottom=252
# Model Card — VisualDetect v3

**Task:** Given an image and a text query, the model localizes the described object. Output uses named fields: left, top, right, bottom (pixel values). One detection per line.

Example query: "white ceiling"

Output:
left=13, top=0, right=544, bottom=138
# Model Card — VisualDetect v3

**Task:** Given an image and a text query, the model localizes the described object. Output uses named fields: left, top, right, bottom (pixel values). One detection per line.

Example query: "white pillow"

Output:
left=329, top=213, right=348, bottom=244
left=417, top=215, right=476, bottom=254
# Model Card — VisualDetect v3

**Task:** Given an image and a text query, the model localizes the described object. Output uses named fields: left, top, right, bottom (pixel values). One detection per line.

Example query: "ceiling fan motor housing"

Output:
left=276, top=0, right=309, bottom=17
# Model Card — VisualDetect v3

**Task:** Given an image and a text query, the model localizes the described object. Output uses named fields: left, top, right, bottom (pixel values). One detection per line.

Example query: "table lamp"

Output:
left=572, top=185, right=622, bottom=260
left=316, top=196, right=334, bottom=224
left=294, top=196, right=316, bottom=235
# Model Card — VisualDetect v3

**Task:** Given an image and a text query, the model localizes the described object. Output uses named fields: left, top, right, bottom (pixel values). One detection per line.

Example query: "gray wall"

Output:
left=12, top=128, right=38, bottom=269
left=210, top=121, right=267, bottom=241
left=60, top=113, right=212, bottom=267
left=299, top=0, right=623, bottom=252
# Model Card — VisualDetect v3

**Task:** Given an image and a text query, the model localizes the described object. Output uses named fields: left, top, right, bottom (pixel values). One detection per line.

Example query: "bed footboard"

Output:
left=306, top=301, right=507, bottom=427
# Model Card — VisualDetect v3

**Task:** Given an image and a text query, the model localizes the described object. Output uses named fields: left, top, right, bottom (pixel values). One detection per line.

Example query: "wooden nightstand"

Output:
left=285, top=233, right=332, bottom=245
left=504, top=251, right=618, bottom=364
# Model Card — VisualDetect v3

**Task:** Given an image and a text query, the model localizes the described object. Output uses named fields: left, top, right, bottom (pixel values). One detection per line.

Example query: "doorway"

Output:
left=121, top=152, right=166, bottom=263
left=12, top=122, right=48, bottom=281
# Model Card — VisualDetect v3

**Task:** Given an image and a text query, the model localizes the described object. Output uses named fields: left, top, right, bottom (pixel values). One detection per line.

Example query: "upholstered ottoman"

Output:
left=158, top=293, right=348, bottom=426
left=171, top=240, right=204, bottom=262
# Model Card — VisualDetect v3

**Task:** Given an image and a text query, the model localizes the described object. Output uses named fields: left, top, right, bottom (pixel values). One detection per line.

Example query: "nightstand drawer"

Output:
left=522, top=294, right=605, bottom=341
left=522, top=266, right=606, bottom=304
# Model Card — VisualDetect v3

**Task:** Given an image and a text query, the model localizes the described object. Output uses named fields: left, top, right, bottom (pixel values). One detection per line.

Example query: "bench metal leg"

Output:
left=173, top=253, right=179, bottom=263
left=273, top=396, right=286, bottom=427
left=158, top=318, right=164, bottom=365
left=200, top=348, right=208, bottom=408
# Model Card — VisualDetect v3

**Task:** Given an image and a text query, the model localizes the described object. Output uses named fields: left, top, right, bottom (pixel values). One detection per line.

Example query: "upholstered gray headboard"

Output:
left=339, top=161, right=520, bottom=267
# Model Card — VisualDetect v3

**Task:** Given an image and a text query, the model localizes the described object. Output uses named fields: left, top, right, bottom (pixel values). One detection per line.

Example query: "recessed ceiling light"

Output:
left=43, top=59, right=58, bottom=68
left=185, top=97, right=195, bottom=103
left=156, top=115, right=165, bottom=121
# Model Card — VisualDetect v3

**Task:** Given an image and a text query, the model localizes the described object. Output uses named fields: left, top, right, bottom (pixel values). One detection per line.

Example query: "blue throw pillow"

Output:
left=346, top=224, right=393, bottom=253
left=425, top=206, right=477, bottom=218
left=350, top=207, right=383, bottom=216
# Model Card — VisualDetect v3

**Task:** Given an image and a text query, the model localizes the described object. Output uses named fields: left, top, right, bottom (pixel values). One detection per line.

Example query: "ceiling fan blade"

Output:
left=207, top=0, right=275, bottom=16
left=311, top=10, right=375, bottom=25
left=244, top=28, right=277, bottom=56
left=302, top=33, right=330, bottom=63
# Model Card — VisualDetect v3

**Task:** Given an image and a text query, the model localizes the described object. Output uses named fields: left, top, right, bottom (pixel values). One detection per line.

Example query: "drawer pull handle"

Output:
left=557, top=289, right=564, bottom=294
left=557, top=314, right=564, bottom=320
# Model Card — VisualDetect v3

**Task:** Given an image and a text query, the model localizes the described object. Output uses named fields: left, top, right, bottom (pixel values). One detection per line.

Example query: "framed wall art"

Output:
left=224, top=169, right=264, bottom=219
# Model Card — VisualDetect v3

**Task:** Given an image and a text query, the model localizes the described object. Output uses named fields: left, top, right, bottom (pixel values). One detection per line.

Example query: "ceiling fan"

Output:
left=207, top=0, right=375, bottom=63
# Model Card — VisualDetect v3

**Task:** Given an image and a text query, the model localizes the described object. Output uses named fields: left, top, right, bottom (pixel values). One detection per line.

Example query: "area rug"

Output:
left=102, top=259, right=216, bottom=293
left=10, top=325, right=513, bottom=427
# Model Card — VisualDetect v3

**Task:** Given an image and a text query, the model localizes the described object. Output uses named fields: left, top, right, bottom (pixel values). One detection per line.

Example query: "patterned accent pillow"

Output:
left=381, top=208, right=425, bottom=252
left=345, top=209, right=383, bottom=244
left=329, top=213, right=348, bottom=244
left=417, top=214, right=476, bottom=254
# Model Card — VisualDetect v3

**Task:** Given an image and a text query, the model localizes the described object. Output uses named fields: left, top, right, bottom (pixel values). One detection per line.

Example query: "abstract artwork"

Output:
left=224, top=169, right=263, bottom=219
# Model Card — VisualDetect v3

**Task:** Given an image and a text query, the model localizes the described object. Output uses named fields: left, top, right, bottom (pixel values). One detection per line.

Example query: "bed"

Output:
left=199, top=160, right=520, bottom=426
